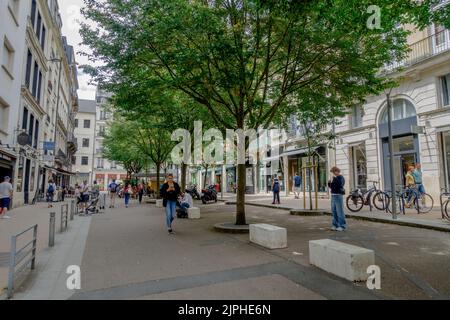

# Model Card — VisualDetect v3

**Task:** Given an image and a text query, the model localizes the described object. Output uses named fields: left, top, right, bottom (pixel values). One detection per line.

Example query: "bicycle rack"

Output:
left=7, top=225, right=38, bottom=299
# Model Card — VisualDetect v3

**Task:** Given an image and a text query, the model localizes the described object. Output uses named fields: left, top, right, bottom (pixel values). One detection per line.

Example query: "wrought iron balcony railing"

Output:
left=383, top=28, right=450, bottom=73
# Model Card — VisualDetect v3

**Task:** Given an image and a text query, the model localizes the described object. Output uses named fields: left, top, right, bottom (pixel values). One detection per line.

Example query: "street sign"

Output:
left=43, top=141, right=55, bottom=151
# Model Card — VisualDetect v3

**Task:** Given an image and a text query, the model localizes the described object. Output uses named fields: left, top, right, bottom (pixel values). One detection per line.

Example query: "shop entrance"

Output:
left=382, top=135, right=419, bottom=191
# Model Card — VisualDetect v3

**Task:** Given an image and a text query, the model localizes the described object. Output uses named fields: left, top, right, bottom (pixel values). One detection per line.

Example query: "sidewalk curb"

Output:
left=224, top=200, right=450, bottom=233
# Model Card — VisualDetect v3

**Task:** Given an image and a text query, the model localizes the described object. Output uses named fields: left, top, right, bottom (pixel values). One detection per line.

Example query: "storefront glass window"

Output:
left=393, top=135, right=415, bottom=153
left=300, top=148, right=327, bottom=192
left=444, top=132, right=450, bottom=188
left=16, top=156, right=24, bottom=192
left=353, top=146, right=367, bottom=190
left=30, top=164, right=35, bottom=192
left=380, top=99, right=416, bottom=124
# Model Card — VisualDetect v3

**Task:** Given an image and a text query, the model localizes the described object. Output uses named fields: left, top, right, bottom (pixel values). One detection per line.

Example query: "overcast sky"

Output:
left=60, top=0, right=97, bottom=100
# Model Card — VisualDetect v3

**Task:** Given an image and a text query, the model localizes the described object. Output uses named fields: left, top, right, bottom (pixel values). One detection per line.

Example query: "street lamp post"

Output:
left=386, top=93, right=398, bottom=220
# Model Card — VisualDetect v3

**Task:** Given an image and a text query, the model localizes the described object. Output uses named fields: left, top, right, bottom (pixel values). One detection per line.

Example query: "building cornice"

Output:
left=21, top=86, right=46, bottom=117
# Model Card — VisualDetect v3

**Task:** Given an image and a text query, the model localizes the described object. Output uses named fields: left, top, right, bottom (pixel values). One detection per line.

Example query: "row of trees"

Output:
left=80, top=0, right=450, bottom=225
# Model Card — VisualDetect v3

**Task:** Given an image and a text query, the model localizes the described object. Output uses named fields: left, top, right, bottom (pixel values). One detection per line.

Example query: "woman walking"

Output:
left=124, top=183, right=132, bottom=208
left=328, top=167, right=347, bottom=232
left=160, top=174, right=181, bottom=234
left=138, top=181, right=144, bottom=204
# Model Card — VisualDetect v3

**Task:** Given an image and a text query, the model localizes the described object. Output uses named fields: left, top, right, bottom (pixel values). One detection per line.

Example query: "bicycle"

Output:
left=346, top=181, right=389, bottom=212
left=385, top=185, right=434, bottom=214
left=440, top=188, right=450, bottom=221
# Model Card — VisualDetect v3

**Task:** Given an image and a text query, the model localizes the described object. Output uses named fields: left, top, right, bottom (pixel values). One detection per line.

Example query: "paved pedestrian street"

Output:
left=5, top=197, right=450, bottom=300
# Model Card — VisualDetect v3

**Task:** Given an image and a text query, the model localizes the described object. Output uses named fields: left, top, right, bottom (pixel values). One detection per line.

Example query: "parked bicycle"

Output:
left=440, top=188, right=450, bottom=221
left=346, top=181, right=389, bottom=212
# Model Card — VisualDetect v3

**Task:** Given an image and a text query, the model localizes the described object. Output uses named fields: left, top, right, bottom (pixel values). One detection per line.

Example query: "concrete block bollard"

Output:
left=309, top=239, right=375, bottom=282
left=156, top=199, right=164, bottom=208
left=188, top=207, right=201, bottom=219
left=249, top=224, right=287, bottom=249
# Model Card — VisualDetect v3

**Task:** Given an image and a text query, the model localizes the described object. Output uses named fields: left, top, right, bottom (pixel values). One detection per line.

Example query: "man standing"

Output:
left=108, top=179, right=118, bottom=208
left=272, top=176, right=281, bottom=205
left=160, top=174, right=181, bottom=234
left=0, top=176, right=13, bottom=219
left=80, top=180, right=90, bottom=212
left=413, top=163, right=425, bottom=195
left=47, top=179, right=56, bottom=208
left=293, top=172, right=302, bottom=199
left=328, top=167, right=347, bottom=232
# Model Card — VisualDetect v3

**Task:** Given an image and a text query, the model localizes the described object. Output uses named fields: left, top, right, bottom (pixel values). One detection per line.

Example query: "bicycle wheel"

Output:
left=372, top=191, right=388, bottom=211
left=444, top=200, right=450, bottom=221
left=414, top=193, right=434, bottom=214
left=346, top=195, right=364, bottom=212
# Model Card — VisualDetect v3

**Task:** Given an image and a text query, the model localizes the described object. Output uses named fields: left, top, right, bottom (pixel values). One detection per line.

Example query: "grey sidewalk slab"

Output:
left=12, top=215, right=92, bottom=300
left=221, top=194, right=450, bottom=233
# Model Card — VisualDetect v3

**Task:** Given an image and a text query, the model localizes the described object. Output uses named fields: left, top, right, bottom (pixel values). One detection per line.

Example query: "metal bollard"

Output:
left=70, top=200, right=75, bottom=221
left=49, top=212, right=56, bottom=247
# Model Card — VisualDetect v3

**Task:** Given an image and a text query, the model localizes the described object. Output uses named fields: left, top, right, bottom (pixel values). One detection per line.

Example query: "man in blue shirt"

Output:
left=293, top=173, right=302, bottom=199
left=412, top=163, right=425, bottom=195
left=108, top=179, right=118, bottom=208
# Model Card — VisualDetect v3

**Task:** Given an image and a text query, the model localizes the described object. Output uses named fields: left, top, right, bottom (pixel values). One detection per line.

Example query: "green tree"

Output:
left=103, top=120, right=147, bottom=179
left=80, top=0, right=450, bottom=225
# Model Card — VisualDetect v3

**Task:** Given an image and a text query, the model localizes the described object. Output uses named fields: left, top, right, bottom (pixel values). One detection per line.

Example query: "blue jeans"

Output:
left=180, top=202, right=190, bottom=212
left=273, top=192, right=280, bottom=203
left=165, top=200, right=177, bottom=228
left=124, top=193, right=130, bottom=206
left=331, top=195, right=347, bottom=229
left=417, top=184, right=425, bottom=195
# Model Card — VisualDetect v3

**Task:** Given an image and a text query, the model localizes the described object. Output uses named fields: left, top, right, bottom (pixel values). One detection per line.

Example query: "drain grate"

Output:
left=0, top=252, right=11, bottom=267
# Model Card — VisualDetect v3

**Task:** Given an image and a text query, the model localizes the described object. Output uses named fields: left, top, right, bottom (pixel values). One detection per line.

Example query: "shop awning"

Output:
left=55, top=168, right=76, bottom=176
left=261, top=156, right=281, bottom=162
left=282, top=146, right=319, bottom=157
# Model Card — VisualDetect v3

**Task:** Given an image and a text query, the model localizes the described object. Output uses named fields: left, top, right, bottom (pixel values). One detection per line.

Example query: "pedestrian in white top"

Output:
left=0, top=176, right=13, bottom=219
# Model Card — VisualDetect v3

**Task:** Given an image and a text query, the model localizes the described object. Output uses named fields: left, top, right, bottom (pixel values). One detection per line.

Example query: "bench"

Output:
left=188, top=207, right=201, bottom=219
left=309, top=239, right=375, bottom=282
left=249, top=224, right=287, bottom=249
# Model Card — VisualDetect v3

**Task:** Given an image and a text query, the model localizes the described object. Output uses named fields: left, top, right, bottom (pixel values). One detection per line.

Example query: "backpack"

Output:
left=110, top=183, right=117, bottom=192
left=294, top=176, right=301, bottom=187
left=273, top=180, right=280, bottom=193
left=48, top=184, right=54, bottom=193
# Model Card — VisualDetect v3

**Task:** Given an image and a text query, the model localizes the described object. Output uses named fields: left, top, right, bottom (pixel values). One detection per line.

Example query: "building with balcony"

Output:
left=0, top=0, right=79, bottom=207
left=92, top=88, right=127, bottom=190
left=332, top=21, right=450, bottom=201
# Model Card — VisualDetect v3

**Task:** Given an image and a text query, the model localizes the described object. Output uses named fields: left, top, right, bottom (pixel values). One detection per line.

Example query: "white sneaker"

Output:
left=336, top=227, right=345, bottom=232
left=1, top=215, right=11, bottom=219
left=331, top=226, right=338, bottom=231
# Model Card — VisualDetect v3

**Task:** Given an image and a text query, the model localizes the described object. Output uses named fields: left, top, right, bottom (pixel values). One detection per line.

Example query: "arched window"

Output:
left=380, top=99, right=416, bottom=124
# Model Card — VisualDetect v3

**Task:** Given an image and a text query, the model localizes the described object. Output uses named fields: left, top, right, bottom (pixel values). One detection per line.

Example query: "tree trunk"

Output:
left=181, top=162, right=187, bottom=191
left=236, top=163, right=247, bottom=225
left=156, top=163, right=161, bottom=199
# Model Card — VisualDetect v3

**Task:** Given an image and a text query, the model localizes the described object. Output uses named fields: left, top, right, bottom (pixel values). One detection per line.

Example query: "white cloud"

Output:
left=60, top=0, right=97, bottom=100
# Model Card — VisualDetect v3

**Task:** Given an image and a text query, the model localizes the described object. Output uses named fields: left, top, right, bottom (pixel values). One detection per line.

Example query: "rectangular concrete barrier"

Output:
left=309, top=239, right=375, bottom=282
left=188, top=207, right=201, bottom=219
left=249, top=224, right=287, bottom=249
left=156, top=200, right=163, bottom=208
